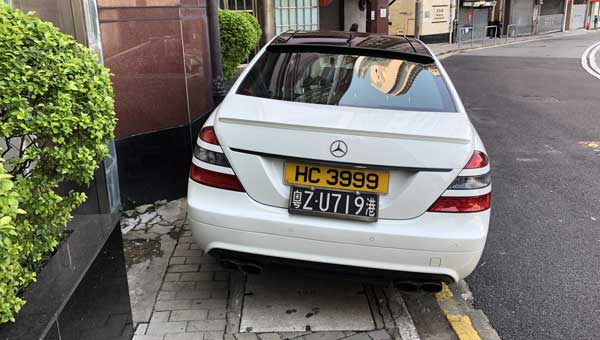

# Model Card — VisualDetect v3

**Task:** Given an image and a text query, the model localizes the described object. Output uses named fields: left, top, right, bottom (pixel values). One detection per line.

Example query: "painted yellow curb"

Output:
left=435, top=283, right=454, bottom=301
left=436, top=283, right=482, bottom=340
left=446, top=314, right=482, bottom=340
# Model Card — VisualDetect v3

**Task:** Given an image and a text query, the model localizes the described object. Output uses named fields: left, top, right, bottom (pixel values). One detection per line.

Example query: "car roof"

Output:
left=270, top=30, right=432, bottom=58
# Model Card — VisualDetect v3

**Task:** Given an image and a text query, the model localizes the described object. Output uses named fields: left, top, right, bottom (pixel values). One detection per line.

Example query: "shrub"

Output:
left=0, top=3, right=116, bottom=323
left=0, top=159, right=31, bottom=323
left=219, top=9, right=262, bottom=80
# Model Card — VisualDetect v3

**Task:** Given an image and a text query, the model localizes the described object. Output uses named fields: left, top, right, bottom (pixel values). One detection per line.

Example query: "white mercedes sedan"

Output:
left=187, top=31, right=491, bottom=292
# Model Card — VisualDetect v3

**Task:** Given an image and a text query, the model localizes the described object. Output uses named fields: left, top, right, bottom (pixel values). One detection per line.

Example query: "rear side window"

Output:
left=237, top=51, right=456, bottom=112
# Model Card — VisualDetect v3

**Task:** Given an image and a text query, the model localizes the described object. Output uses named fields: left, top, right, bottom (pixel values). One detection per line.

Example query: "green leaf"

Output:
left=0, top=2, right=116, bottom=324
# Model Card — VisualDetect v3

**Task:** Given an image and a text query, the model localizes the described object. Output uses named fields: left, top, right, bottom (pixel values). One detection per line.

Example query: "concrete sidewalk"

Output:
left=427, top=29, right=594, bottom=57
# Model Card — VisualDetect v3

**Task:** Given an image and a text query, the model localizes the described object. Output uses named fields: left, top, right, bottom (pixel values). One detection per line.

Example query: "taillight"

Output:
left=448, top=173, right=490, bottom=190
left=194, top=146, right=230, bottom=167
left=190, top=164, right=244, bottom=191
left=428, top=193, right=491, bottom=213
left=190, top=125, right=244, bottom=191
left=429, top=150, right=491, bottom=213
left=448, top=150, right=490, bottom=190
left=199, top=126, right=219, bottom=145
left=465, top=150, right=488, bottom=169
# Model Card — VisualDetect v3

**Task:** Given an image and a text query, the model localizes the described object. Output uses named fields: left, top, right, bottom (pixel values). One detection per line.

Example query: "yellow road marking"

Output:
left=446, top=315, right=482, bottom=340
left=435, top=283, right=454, bottom=301
left=578, top=141, right=600, bottom=149
left=436, top=284, right=482, bottom=340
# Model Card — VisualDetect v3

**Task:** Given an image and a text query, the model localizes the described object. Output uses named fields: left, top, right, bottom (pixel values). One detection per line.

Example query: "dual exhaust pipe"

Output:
left=219, top=258, right=263, bottom=275
left=395, top=281, right=444, bottom=293
left=219, top=257, right=443, bottom=293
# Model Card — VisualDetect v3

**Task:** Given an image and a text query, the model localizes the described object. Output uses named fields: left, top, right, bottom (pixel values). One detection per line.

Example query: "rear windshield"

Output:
left=237, top=51, right=456, bottom=112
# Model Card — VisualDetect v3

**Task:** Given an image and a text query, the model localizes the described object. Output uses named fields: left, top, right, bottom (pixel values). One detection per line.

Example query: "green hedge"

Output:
left=0, top=3, right=116, bottom=323
left=219, top=9, right=262, bottom=80
left=0, top=159, right=31, bottom=323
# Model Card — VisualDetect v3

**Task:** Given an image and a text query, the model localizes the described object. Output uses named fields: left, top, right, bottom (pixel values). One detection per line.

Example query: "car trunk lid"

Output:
left=214, top=95, right=473, bottom=220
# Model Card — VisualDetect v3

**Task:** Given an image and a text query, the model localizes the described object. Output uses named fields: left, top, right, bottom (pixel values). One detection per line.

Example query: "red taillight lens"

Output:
left=465, top=151, right=488, bottom=169
left=199, top=126, right=219, bottom=145
left=190, top=164, right=244, bottom=191
left=428, top=193, right=491, bottom=213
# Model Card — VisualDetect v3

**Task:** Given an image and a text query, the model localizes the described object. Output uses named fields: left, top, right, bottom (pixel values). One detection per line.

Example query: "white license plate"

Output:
left=288, top=186, right=378, bottom=222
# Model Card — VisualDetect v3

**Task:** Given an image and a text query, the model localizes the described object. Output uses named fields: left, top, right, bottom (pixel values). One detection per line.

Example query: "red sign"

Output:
left=319, top=0, right=334, bottom=6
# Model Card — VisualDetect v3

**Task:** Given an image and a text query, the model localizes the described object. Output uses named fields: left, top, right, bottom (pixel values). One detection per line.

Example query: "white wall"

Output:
left=344, top=0, right=367, bottom=31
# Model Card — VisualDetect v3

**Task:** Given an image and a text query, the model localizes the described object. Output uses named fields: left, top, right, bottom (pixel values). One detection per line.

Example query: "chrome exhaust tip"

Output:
left=421, top=282, right=443, bottom=293
left=219, top=259, right=240, bottom=270
left=394, top=281, right=420, bottom=292
left=240, top=263, right=262, bottom=275
left=218, top=258, right=262, bottom=275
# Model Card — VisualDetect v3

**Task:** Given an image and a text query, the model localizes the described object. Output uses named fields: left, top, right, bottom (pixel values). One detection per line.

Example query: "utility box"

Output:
left=389, top=0, right=453, bottom=43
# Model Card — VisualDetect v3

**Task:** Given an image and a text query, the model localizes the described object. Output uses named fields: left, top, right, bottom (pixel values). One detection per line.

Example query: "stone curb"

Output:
left=435, top=281, right=501, bottom=340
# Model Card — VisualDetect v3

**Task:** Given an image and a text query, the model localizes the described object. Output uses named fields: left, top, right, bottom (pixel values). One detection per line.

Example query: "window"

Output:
left=237, top=51, right=456, bottom=112
left=275, top=0, right=319, bottom=34
left=220, top=0, right=256, bottom=15
left=10, top=0, right=77, bottom=37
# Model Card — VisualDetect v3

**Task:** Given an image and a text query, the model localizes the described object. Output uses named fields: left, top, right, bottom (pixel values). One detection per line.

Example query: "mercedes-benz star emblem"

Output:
left=330, top=140, right=348, bottom=158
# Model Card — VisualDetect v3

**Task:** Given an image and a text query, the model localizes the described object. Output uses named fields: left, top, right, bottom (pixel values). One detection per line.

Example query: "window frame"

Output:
left=236, top=49, right=458, bottom=113
left=275, top=0, right=319, bottom=34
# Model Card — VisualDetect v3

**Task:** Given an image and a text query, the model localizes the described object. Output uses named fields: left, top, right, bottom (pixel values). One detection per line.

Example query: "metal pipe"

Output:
left=207, top=0, right=226, bottom=105
left=219, top=259, right=240, bottom=270
left=414, top=0, right=422, bottom=39
left=448, top=0, right=455, bottom=43
left=457, top=27, right=464, bottom=47
left=482, top=25, right=498, bottom=45
left=258, top=0, right=276, bottom=45
left=470, top=27, right=474, bottom=47
left=395, top=281, right=420, bottom=292
left=457, top=26, right=474, bottom=48
left=240, top=263, right=262, bottom=274
left=219, top=258, right=263, bottom=274
left=562, top=0, right=569, bottom=31
left=421, top=282, right=443, bottom=293
left=506, top=23, right=517, bottom=42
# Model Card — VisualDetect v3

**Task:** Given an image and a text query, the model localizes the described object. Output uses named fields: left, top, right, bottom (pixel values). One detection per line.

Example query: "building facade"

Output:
left=566, top=0, right=587, bottom=30
left=5, top=0, right=122, bottom=214
left=97, top=0, right=216, bottom=204
left=389, top=0, right=454, bottom=43
left=4, top=0, right=589, bottom=206
left=242, top=0, right=391, bottom=44
left=6, top=0, right=220, bottom=205
left=388, top=0, right=580, bottom=43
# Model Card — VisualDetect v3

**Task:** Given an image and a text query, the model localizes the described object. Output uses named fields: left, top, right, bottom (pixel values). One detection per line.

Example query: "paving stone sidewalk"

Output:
left=122, top=199, right=188, bottom=325
left=132, top=224, right=229, bottom=340
left=127, top=201, right=401, bottom=340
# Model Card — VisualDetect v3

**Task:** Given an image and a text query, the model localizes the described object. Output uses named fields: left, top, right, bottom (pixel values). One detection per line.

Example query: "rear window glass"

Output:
left=237, top=51, right=456, bottom=112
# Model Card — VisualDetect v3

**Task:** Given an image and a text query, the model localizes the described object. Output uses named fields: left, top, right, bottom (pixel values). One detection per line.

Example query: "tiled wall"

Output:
left=98, top=0, right=213, bottom=139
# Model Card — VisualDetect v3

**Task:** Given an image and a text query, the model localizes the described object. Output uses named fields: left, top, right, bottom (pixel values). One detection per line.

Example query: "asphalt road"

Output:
left=441, top=33, right=600, bottom=340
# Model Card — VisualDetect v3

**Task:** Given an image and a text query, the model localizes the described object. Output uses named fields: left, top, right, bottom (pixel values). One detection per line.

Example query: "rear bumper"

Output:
left=209, top=248, right=455, bottom=284
left=187, top=180, right=489, bottom=282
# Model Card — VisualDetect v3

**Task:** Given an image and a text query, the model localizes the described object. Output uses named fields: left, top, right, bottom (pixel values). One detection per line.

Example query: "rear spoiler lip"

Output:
left=229, top=147, right=453, bottom=173
left=266, top=44, right=435, bottom=64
